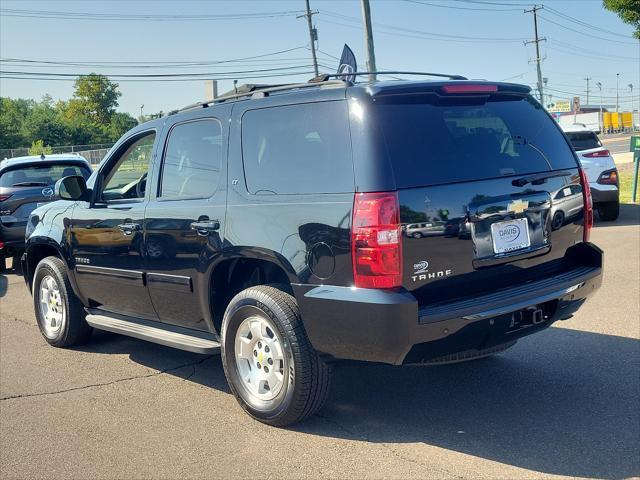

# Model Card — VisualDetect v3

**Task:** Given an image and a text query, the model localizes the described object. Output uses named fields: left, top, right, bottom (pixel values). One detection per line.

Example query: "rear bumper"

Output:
left=294, top=243, right=603, bottom=365
left=591, top=185, right=619, bottom=204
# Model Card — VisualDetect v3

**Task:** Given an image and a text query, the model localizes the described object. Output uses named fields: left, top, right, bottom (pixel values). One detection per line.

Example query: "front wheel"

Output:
left=221, top=285, right=331, bottom=426
left=597, top=201, right=620, bottom=221
left=33, top=256, right=92, bottom=347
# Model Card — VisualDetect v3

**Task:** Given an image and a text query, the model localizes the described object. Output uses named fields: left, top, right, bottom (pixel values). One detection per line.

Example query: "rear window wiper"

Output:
left=11, top=181, right=50, bottom=187
left=512, top=171, right=573, bottom=187
left=512, top=136, right=553, bottom=170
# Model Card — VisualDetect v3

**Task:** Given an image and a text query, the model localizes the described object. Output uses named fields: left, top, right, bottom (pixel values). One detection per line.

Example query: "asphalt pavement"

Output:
left=601, top=133, right=634, bottom=155
left=1, top=205, right=639, bottom=479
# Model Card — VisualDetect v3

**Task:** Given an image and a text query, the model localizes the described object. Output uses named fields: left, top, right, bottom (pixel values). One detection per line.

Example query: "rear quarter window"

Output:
left=241, top=101, right=354, bottom=195
left=373, top=94, right=578, bottom=188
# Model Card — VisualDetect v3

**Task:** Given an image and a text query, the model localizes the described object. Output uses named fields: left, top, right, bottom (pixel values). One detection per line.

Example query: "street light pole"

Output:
left=596, top=82, right=603, bottom=133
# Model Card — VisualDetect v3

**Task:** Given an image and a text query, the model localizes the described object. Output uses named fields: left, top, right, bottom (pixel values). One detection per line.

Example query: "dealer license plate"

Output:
left=491, top=217, right=530, bottom=254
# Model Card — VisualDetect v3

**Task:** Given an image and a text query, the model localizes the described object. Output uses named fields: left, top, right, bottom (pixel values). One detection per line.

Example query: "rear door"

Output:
left=143, top=110, right=229, bottom=331
left=369, top=88, right=585, bottom=305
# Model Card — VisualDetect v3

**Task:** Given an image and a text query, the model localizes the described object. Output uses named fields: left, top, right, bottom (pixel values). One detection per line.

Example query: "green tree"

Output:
left=108, top=112, right=138, bottom=141
left=22, top=95, right=68, bottom=146
left=28, top=139, right=53, bottom=156
left=67, top=73, right=121, bottom=124
left=0, top=97, right=33, bottom=148
left=603, top=0, right=640, bottom=39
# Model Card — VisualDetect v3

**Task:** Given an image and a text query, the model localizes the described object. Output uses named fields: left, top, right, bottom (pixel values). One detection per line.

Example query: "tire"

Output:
left=33, top=256, right=92, bottom=347
left=221, top=285, right=331, bottom=426
left=597, top=201, right=620, bottom=221
left=412, top=232, right=422, bottom=238
left=552, top=211, right=565, bottom=230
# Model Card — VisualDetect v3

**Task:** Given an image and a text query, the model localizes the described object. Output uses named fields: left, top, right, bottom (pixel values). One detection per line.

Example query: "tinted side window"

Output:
left=565, top=131, right=601, bottom=151
left=373, top=95, right=578, bottom=188
left=242, top=101, right=353, bottom=194
left=160, top=119, right=222, bottom=199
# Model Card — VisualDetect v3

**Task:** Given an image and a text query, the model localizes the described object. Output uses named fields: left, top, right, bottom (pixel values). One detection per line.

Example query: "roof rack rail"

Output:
left=311, top=71, right=468, bottom=82
left=169, top=79, right=348, bottom=116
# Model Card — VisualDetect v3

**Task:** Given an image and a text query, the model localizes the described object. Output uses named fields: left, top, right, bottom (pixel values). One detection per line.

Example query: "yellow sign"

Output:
left=549, top=101, right=571, bottom=113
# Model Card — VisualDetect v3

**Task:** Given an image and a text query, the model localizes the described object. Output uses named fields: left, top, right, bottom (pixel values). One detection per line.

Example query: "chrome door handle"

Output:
left=190, top=220, right=220, bottom=236
left=117, top=222, right=141, bottom=235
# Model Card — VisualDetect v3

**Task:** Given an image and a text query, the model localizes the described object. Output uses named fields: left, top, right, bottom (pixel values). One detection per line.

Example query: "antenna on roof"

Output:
left=40, top=154, right=45, bottom=160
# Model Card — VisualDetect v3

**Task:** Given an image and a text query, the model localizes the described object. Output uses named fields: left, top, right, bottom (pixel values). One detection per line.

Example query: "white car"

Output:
left=562, top=124, right=619, bottom=221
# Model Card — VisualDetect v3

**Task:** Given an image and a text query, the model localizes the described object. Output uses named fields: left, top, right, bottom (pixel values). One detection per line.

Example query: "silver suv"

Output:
left=562, top=125, right=619, bottom=221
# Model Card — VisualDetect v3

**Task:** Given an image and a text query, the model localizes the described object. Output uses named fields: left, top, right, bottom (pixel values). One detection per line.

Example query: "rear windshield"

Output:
left=0, top=163, right=90, bottom=188
left=564, top=131, right=602, bottom=151
left=372, top=95, right=578, bottom=188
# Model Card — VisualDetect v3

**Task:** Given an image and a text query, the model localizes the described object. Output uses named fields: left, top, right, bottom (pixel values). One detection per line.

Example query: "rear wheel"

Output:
left=597, top=201, right=619, bottom=221
left=33, top=256, right=92, bottom=347
left=221, top=285, right=331, bottom=426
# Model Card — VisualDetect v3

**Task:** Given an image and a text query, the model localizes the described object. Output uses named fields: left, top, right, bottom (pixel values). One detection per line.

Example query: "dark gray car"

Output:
left=0, top=154, right=92, bottom=271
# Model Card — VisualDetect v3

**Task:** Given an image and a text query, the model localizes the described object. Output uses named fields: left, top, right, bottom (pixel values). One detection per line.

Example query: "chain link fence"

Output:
left=1, top=143, right=114, bottom=166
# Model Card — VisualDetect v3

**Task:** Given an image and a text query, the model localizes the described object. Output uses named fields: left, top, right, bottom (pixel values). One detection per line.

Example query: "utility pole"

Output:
left=298, top=0, right=319, bottom=77
left=524, top=5, right=546, bottom=105
left=585, top=77, right=591, bottom=104
left=616, top=73, right=620, bottom=113
left=360, top=0, right=377, bottom=82
left=596, top=82, right=603, bottom=133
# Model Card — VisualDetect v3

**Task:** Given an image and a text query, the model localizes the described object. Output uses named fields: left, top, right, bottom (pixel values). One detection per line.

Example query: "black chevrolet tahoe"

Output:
left=22, top=75, right=603, bottom=426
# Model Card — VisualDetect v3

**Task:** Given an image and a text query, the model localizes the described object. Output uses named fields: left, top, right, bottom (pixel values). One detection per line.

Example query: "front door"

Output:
left=144, top=116, right=227, bottom=331
left=70, top=130, right=158, bottom=320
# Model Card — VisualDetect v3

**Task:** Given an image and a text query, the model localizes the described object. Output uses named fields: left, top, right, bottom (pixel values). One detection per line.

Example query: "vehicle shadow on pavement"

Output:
left=296, top=327, right=640, bottom=479
left=74, top=330, right=231, bottom=393
left=594, top=203, right=640, bottom=227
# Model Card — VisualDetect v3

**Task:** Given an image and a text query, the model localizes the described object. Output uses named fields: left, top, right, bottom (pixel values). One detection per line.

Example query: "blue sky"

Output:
left=1, top=0, right=638, bottom=116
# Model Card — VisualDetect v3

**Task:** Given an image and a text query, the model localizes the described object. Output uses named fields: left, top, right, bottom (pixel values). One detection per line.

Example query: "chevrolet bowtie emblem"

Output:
left=508, top=199, right=529, bottom=214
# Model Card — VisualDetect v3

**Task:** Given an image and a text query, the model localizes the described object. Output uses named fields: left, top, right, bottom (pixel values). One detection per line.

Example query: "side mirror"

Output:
left=55, top=175, right=89, bottom=201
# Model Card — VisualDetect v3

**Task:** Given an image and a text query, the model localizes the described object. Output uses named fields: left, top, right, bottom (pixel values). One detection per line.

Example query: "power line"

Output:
left=539, top=14, right=637, bottom=45
left=544, top=5, right=634, bottom=40
left=0, top=65, right=315, bottom=79
left=0, top=8, right=305, bottom=21
left=320, top=10, right=527, bottom=42
left=0, top=70, right=317, bottom=83
left=402, top=0, right=522, bottom=12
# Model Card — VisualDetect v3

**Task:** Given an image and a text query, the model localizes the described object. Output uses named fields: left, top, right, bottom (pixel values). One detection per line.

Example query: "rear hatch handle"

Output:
left=512, top=171, right=573, bottom=187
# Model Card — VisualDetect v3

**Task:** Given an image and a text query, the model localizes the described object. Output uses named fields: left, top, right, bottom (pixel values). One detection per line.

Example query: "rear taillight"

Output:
left=352, top=192, right=402, bottom=289
left=579, top=168, right=593, bottom=242
left=0, top=241, right=4, bottom=251
left=597, top=169, right=618, bottom=185
left=583, top=149, right=610, bottom=158
left=441, top=84, right=498, bottom=94
left=0, top=194, right=11, bottom=202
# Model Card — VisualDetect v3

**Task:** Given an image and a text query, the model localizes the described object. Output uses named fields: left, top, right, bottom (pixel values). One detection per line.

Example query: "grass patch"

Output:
left=618, top=163, right=639, bottom=204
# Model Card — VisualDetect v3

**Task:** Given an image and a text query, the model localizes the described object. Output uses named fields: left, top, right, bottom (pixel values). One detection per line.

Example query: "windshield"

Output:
left=372, top=94, right=578, bottom=188
left=565, top=131, right=602, bottom=151
left=0, top=163, right=90, bottom=188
